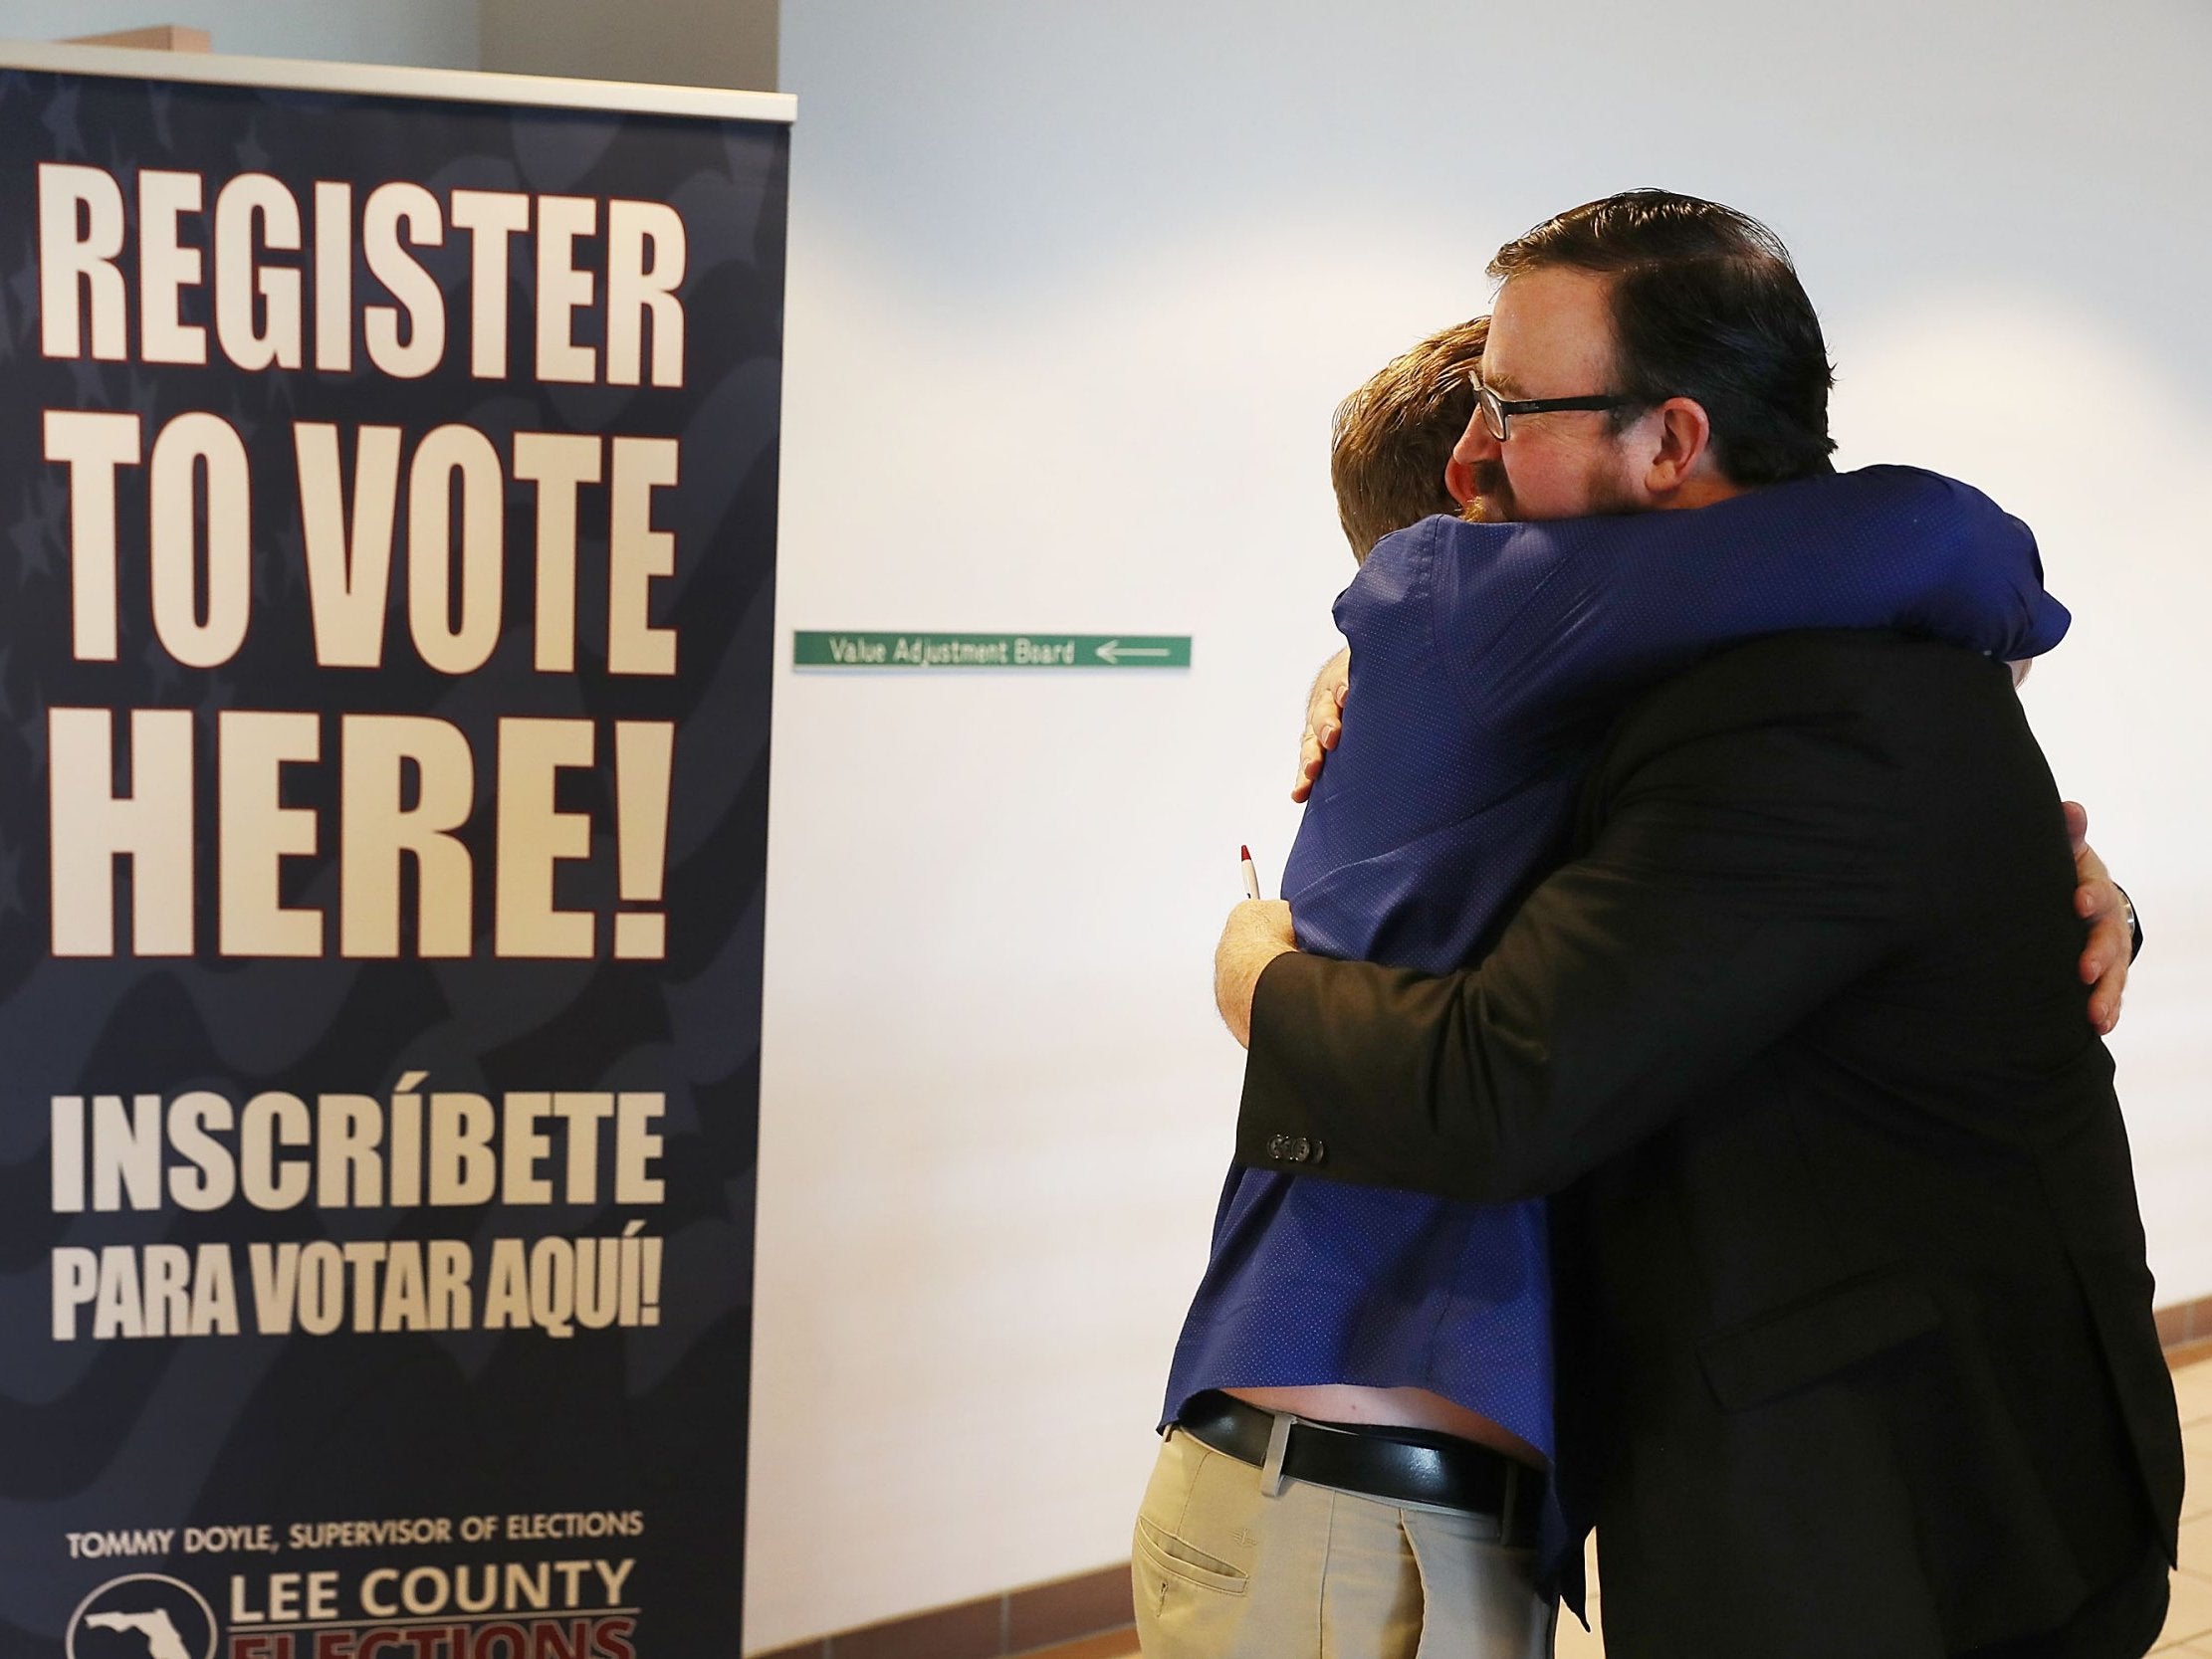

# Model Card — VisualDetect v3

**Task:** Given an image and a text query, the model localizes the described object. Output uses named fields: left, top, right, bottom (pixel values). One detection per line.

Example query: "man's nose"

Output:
left=1454, top=408, right=1501, bottom=463
left=1444, top=410, right=1498, bottom=506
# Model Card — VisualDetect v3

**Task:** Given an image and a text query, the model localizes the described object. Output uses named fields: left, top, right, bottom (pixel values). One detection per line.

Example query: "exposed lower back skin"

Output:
left=1225, top=1384, right=1547, bottom=1468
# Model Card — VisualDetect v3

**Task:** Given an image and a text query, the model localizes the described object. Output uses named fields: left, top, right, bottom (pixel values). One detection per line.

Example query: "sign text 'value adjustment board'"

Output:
left=792, top=631, right=1191, bottom=669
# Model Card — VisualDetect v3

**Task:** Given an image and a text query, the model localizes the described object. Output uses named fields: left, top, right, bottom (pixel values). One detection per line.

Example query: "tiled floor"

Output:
left=1097, top=1352, right=2212, bottom=1659
left=2166, top=1349, right=2212, bottom=1654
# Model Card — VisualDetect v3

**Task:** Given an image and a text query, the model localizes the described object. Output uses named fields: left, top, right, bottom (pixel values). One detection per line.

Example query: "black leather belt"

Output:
left=1176, top=1390, right=1542, bottom=1547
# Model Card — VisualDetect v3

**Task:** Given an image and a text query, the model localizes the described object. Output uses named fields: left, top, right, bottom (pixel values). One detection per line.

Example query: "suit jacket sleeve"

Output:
left=1237, top=648, right=1931, bottom=1203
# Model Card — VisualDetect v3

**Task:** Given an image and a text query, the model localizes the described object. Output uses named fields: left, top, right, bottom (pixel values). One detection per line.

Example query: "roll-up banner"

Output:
left=0, top=44, right=790, bottom=1659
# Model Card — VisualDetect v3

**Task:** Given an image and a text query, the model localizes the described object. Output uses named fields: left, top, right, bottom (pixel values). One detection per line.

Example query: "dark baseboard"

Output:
left=752, top=1562, right=1133, bottom=1659
left=2156, top=1293, right=2212, bottom=1353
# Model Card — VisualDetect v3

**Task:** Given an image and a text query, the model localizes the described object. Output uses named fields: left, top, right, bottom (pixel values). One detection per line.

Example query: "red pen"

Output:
left=1240, top=845, right=1263, bottom=903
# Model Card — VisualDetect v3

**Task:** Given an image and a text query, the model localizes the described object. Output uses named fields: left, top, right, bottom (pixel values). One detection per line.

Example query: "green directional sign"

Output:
left=793, top=631, right=1192, bottom=670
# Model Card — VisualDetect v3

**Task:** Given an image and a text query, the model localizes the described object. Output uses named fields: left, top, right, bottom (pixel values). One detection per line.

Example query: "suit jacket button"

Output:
left=1309, top=1139, right=1326, bottom=1164
left=1268, top=1134, right=1290, bottom=1159
left=1291, top=1137, right=1311, bottom=1162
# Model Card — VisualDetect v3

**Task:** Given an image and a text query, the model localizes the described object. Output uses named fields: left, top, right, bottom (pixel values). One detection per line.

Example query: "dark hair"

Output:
left=1329, top=316, right=1488, bottom=560
left=1488, top=190, right=1836, bottom=486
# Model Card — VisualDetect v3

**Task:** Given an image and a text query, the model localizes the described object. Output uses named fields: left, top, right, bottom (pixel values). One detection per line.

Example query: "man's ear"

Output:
left=1642, top=397, right=1716, bottom=500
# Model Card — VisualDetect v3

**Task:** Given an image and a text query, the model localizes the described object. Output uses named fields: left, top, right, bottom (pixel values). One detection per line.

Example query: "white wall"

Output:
left=760, top=0, right=2212, bottom=1648
left=0, top=0, right=478, bottom=66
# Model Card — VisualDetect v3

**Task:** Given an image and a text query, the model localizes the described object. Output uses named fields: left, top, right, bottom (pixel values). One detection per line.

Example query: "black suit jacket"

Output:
left=1238, top=632, right=2182, bottom=1658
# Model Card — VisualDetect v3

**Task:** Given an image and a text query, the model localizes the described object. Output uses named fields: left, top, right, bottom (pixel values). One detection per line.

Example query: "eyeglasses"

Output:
left=1466, top=372, right=1642, bottom=442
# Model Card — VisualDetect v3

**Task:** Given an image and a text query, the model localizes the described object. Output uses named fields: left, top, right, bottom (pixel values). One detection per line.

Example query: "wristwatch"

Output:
left=2114, top=884, right=2142, bottom=962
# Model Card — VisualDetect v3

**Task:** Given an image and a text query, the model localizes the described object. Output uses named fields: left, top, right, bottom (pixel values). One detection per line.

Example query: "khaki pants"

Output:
left=1132, top=1426, right=1556, bottom=1659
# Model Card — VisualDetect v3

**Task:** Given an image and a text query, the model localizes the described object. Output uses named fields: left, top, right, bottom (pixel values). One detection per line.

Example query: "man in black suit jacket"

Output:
left=1215, top=193, right=2182, bottom=1657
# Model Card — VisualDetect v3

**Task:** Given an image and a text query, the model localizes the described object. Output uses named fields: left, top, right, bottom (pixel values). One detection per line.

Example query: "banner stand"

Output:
left=0, top=42, right=789, bottom=1659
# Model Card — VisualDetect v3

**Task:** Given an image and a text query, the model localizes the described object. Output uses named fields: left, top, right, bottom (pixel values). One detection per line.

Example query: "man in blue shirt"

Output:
left=1145, top=224, right=2144, bottom=1657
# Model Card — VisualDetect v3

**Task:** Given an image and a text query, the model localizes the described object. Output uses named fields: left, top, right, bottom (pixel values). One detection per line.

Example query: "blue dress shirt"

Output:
left=1164, top=468, right=2070, bottom=1475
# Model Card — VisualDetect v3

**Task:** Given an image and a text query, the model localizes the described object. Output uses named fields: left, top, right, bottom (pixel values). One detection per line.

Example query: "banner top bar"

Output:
left=0, top=38, right=795, bottom=123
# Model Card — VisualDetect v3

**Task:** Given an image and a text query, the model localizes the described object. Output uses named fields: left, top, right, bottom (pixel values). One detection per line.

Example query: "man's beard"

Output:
left=1458, top=460, right=1515, bottom=523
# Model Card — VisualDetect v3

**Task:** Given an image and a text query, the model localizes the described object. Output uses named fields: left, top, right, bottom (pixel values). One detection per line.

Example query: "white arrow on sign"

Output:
left=1094, top=639, right=1172, bottom=665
